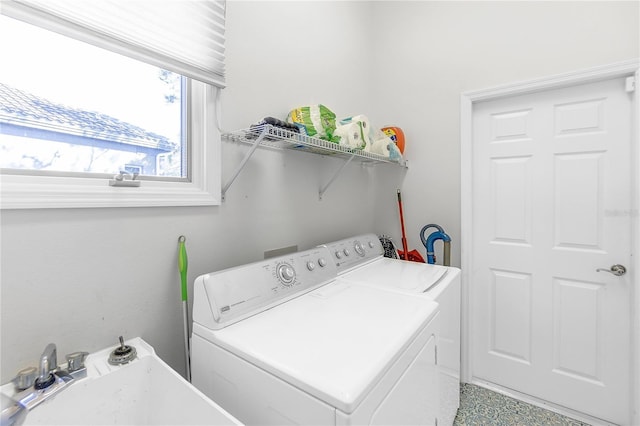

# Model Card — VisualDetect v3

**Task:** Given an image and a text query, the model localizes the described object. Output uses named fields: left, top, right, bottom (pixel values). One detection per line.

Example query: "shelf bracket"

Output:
left=222, top=128, right=267, bottom=201
left=319, top=152, right=357, bottom=200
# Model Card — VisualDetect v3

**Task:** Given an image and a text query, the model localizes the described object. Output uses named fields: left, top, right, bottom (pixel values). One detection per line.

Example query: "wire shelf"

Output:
left=222, top=124, right=407, bottom=167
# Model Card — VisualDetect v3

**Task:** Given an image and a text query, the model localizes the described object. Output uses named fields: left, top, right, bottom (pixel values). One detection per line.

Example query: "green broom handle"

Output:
left=178, top=236, right=188, bottom=302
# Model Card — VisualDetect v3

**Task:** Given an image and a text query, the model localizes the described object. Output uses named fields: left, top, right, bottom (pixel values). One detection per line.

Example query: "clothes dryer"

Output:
left=191, top=245, right=440, bottom=425
left=321, top=234, right=461, bottom=426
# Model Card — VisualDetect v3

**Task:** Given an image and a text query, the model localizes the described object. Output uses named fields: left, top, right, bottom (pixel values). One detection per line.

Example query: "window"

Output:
left=1, top=15, right=187, bottom=180
left=0, top=0, right=225, bottom=209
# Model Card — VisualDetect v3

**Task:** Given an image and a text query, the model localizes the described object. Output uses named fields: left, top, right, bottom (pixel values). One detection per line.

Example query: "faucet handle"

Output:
left=12, top=367, right=37, bottom=391
left=66, top=352, right=89, bottom=372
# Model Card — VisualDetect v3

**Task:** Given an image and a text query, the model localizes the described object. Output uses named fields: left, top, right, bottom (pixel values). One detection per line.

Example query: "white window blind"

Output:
left=0, top=0, right=226, bottom=88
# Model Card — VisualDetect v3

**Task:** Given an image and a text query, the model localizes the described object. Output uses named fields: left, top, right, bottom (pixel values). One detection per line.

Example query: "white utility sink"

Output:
left=2, top=338, right=241, bottom=425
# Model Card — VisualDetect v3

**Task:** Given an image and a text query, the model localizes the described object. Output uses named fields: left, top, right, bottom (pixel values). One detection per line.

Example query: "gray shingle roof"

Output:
left=0, top=82, right=174, bottom=152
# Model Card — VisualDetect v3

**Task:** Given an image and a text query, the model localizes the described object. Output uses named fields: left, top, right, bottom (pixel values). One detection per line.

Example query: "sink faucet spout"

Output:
left=34, top=343, right=57, bottom=390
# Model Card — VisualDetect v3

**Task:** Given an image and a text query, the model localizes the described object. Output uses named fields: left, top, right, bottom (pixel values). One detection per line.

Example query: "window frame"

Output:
left=0, top=80, right=221, bottom=209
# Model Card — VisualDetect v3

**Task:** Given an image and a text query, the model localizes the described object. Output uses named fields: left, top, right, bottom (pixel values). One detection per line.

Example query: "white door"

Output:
left=471, top=76, right=632, bottom=424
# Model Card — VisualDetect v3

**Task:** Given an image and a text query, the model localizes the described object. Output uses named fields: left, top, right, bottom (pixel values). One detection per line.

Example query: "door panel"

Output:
left=490, top=269, right=532, bottom=363
left=472, top=77, right=632, bottom=424
left=554, top=152, right=603, bottom=249
left=552, top=278, right=602, bottom=382
left=492, top=157, right=532, bottom=243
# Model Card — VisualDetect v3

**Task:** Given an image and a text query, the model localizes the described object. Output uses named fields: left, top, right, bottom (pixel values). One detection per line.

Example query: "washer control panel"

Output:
left=321, top=233, right=384, bottom=274
left=193, top=246, right=335, bottom=329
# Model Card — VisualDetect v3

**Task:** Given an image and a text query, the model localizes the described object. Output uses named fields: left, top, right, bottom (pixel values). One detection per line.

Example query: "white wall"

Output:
left=1, top=1, right=637, bottom=384
left=370, top=1, right=639, bottom=267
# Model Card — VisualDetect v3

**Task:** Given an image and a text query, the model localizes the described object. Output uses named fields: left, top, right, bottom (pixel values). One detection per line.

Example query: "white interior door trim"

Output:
left=460, top=58, right=639, bottom=423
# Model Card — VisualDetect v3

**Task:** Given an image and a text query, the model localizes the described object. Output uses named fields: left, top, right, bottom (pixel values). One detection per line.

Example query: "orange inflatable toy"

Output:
left=381, top=127, right=405, bottom=154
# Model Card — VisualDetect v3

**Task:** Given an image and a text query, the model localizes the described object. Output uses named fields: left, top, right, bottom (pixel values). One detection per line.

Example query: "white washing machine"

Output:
left=191, top=245, right=441, bottom=425
left=321, top=234, right=461, bottom=426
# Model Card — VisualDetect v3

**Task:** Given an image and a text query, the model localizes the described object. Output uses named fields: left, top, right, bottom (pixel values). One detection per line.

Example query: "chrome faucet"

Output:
left=1, top=343, right=88, bottom=425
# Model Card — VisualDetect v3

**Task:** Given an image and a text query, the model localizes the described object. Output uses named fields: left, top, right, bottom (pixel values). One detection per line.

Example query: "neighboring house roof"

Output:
left=0, top=82, right=174, bottom=152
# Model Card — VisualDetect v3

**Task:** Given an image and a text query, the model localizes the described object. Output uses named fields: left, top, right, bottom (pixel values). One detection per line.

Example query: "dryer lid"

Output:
left=341, top=257, right=449, bottom=293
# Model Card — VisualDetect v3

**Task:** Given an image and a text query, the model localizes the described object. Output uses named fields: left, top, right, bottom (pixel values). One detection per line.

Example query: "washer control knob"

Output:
left=354, top=241, right=365, bottom=256
left=277, top=263, right=295, bottom=285
left=318, top=258, right=327, bottom=267
left=343, top=249, right=350, bottom=257
left=306, top=261, right=316, bottom=271
left=368, top=241, right=375, bottom=248
left=335, top=251, right=343, bottom=259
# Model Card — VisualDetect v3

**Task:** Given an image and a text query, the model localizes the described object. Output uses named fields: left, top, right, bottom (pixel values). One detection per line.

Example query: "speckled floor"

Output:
left=453, top=383, right=591, bottom=426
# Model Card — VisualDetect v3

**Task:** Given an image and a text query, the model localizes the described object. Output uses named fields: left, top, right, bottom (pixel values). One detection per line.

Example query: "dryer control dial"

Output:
left=306, top=261, right=316, bottom=271
left=354, top=241, right=365, bottom=256
left=318, top=258, right=327, bottom=267
left=276, top=263, right=296, bottom=286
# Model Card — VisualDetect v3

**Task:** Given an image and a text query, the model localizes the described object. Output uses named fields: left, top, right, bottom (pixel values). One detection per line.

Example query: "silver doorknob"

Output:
left=596, top=264, right=627, bottom=276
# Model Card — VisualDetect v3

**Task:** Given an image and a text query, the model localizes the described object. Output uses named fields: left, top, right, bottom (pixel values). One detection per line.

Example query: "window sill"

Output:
left=0, top=172, right=220, bottom=209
